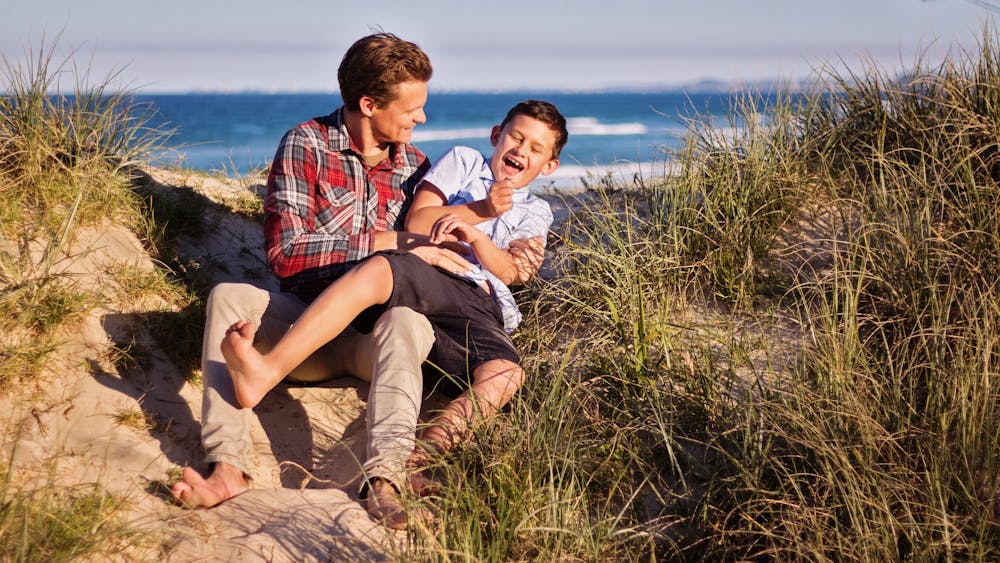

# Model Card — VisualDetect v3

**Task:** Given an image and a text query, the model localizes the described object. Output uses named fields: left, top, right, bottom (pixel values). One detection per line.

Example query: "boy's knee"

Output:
left=476, top=360, right=525, bottom=390
left=359, top=255, right=392, bottom=279
left=506, top=363, right=526, bottom=390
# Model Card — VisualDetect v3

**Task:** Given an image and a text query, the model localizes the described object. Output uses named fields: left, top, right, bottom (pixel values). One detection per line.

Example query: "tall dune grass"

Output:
left=0, top=41, right=172, bottom=388
left=4, top=27, right=1000, bottom=562
left=404, top=27, right=1000, bottom=561
left=0, top=41, right=172, bottom=559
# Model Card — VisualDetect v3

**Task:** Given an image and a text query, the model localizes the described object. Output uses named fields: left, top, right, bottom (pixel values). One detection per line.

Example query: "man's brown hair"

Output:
left=500, top=100, right=569, bottom=159
left=338, top=33, right=433, bottom=111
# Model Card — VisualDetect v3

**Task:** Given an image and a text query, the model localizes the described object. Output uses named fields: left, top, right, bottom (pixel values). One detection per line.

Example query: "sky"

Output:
left=2, top=0, right=995, bottom=93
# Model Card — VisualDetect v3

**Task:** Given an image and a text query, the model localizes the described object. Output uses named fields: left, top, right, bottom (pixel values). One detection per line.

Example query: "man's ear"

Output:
left=540, top=158, right=560, bottom=176
left=490, top=125, right=502, bottom=147
left=359, top=96, right=378, bottom=117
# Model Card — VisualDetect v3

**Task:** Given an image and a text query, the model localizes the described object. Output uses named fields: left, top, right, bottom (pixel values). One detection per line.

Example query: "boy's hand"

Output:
left=485, top=178, right=515, bottom=217
left=508, top=237, right=545, bottom=283
left=430, top=213, right=482, bottom=245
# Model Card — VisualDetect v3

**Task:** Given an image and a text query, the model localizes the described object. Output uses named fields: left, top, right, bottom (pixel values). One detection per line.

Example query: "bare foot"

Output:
left=366, top=478, right=435, bottom=531
left=406, top=452, right=444, bottom=497
left=408, top=469, right=443, bottom=497
left=170, top=463, right=248, bottom=508
left=220, top=321, right=280, bottom=408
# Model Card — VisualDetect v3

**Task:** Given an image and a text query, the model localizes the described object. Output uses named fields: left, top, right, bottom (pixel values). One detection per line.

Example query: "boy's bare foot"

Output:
left=409, top=469, right=443, bottom=497
left=220, top=321, right=280, bottom=408
left=406, top=447, right=444, bottom=497
left=170, top=463, right=248, bottom=508
left=366, top=478, right=435, bottom=531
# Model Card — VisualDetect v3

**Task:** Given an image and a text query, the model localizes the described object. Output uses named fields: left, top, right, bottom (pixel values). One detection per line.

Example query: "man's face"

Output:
left=489, top=114, right=560, bottom=189
left=369, top=80, right=428, bottom=145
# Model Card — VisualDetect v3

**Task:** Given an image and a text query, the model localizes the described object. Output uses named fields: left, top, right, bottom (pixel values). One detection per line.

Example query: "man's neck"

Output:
left=342, top=108, right=391, bottom=157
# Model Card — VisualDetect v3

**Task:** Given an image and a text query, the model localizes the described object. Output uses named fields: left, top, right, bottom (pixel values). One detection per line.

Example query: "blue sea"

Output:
left=138, top=91, right=745, bottom=192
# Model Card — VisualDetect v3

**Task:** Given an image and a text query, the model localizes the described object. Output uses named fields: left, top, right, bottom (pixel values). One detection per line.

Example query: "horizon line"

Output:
left=133, top=77, right=815, bottom=96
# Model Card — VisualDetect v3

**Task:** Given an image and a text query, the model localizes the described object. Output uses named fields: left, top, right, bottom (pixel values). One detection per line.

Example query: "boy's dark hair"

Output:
left=500, top=100, right=569, bottom=159
left=338, top=33, right=433, bottom=111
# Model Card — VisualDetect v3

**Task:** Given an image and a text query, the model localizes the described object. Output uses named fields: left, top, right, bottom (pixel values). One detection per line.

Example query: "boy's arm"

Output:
left=506, top=237, right=546, bottom=284
left=430, top=214, right=524, bottom=285
left=404, top=180, right=515, bottom=234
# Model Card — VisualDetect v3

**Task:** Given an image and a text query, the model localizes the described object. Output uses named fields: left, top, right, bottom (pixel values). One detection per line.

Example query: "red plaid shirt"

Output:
left=264, top=107, right=429, bottom=300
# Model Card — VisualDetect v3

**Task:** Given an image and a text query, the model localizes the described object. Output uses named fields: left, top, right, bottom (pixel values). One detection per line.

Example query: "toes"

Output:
left=171, top=481, right=192, bottom=501
left=409, top=471, right=443, bottom=497
left=366, top=478, right=438, bottom=531
left=181, top=467, right=207, bottom=485
left=237, top=321, right=256, bottom=338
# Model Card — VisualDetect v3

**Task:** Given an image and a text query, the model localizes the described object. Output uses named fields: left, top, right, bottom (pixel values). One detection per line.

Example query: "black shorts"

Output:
left=352, top=250, right=520, bottom=398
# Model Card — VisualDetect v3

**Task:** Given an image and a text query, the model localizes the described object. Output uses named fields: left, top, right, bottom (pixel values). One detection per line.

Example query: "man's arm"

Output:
left=374, top=230, right=476, bottom=274
left=408, top=186, right=548, bottom=285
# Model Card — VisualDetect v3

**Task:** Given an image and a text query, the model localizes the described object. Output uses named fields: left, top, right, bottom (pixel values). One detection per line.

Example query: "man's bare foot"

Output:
left=220, top=320, right=280, bottom=408
left=170, top=463, right=249, bottom=508
left=366, top=478, right=435, bottom=531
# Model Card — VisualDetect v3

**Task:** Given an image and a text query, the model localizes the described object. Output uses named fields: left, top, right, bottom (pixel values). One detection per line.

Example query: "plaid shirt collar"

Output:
left=327, top=106, right=403, bottom=171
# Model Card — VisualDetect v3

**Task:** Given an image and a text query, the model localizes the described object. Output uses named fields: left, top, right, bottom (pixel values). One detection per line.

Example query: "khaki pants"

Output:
left=200, top=282, right=435, bottom=490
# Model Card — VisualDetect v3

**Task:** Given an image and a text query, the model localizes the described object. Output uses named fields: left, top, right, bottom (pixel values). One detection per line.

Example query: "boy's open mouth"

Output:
left=504, top=156, right=524, bottom=171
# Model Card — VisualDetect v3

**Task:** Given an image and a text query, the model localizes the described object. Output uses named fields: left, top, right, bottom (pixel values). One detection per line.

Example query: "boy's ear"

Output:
left=540, top=158, right=560, bottom=176
left=490, top=125, right=502, bottom=147
left=358, top=95, right=377, bottom=117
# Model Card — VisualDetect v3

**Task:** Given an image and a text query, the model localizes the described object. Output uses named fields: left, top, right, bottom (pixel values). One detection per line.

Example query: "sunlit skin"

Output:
left=487, top=113, right=560, bottom=189
left=170, top=80, right=432, bottom=510
left=220, top=112, right=563, bottom=412
left=402, top=113, right=561, bottom=278
left=364, top=80, right=428, bottom=149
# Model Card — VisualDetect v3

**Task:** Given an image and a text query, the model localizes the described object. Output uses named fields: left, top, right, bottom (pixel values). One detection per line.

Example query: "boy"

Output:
left=220, top=99, right=567, bottom=488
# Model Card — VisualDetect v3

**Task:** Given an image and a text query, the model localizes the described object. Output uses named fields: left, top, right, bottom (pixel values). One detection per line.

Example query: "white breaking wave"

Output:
left=565, top=117, right=647, bottom=136
left=530, top=160, right=680, bottom=194
left=411, top=116, right=648, bottom=143
left=412, top=127, right=493, bottom=142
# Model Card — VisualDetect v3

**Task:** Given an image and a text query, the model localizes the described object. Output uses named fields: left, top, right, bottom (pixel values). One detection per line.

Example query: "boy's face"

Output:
left=488, top=114, right=560, bottom=189
left=365, top=80, right=428, bottom=145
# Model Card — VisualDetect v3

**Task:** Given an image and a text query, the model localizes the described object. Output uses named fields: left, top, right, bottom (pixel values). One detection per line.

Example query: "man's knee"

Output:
left=371, top=307, right=435, bottom=359
left=206, top=282, right=268, bottom=318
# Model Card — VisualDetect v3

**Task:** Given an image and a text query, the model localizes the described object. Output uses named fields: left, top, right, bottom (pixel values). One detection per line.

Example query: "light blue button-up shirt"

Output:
left=420, top=146, right=553, bottom=332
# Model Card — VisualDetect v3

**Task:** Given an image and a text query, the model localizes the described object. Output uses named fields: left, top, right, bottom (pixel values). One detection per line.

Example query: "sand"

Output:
left=1, top=168, right=420, bottom=561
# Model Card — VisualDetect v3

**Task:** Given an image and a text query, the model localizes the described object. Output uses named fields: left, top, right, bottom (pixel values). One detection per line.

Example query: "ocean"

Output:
left=138, top=91, right=744, bottom=192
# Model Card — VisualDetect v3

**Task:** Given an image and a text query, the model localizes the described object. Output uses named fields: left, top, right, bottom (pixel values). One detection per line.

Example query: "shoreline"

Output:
left=532, top=160, right=679, bottom=196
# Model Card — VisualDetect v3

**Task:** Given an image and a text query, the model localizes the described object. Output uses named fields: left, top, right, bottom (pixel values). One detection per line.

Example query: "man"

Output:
left=171, top=33, right=543, bottom=530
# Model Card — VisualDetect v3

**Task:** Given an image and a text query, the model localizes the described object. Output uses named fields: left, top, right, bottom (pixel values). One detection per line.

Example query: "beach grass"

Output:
left=0, top=40, right=191, bottom=559
left=401, top=26, right=1000, bottom=561
left=0, top=425, right=144, bottom=561
left=4, top=25, right=1000, bottom=562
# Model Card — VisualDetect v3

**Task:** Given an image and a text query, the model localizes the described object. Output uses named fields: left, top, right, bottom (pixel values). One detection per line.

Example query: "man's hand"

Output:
left=485, top=179, right=515, bottom=217
left=507, top=237, right=545, bottom=284
left=396, top=232, right=474, bottom=275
